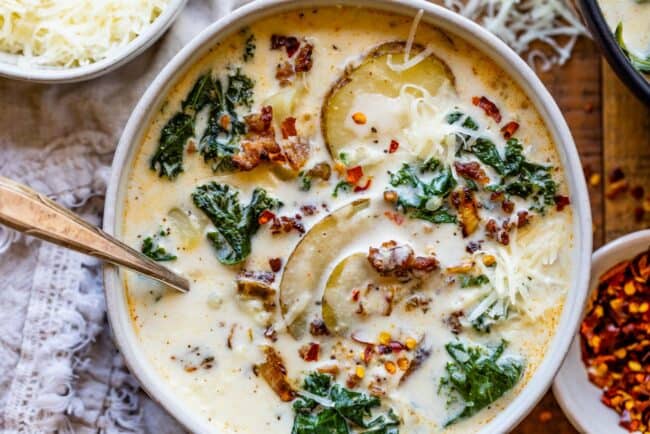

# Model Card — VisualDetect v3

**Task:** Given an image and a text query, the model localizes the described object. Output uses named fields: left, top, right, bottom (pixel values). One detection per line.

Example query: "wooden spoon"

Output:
left=0, top=176, right=189, bottom=293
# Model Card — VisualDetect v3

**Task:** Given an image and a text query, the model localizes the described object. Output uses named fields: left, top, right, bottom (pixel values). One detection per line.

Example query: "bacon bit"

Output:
left=307, top=162, right=331, bottom=181
left=233, top=106, right=281, bottom=171
left=282, top=137, right=310, bottom=171
left=246, top=105, right=273, bottom=132
left=554, top=195, right=571, bottom=211
left=346, top=166, right=364, bottom=184
left=300, top=204, right=318, bottom=216
left=472, top=96, right=502, bottom=123
left=299, top=343, right=320, bottom=362
left=270, top=34, right=300, bottom=57
left=352, top=112, right=367, bottom=125
left=450, top=188, right=481, bottom=237
left=275, top=61, right=295, bottom=86
left=219, top=114, right=231, bottom=130
left=255, top=347, right=296, bottom=401
left=269, top=257, right=282, bottom=273
left=581, top=249, right=650, bottom=433
left=446, top=311, right=464, bottom=334
left=501, top=200, right=515, bottom=214
left=258, top=210, right=276, bottom=225
left=346, top=373, right=362, bottom=389
left=351, top=289, right=361, bottom=302
left=486, top=219, right=498, bottom=238
left=295, top=43, right=314, bottom=73
left=354, top=179, right=372, bottom=192
left=309, top=319, right=330, bottom=336
left=454, top=161, right=489, bottom=185
left=496, top=230, right=510, bottom=246
left=517, top=210, right=530, bottom=228
left=500, top=121, right=519, bottom=139
left=384, top=210, right=405, bottom=225
left=368, top=240, right=439, bottom=280
left=362, top=345, right=374, bottom=364
left=280, top=117, right=297, bottom=139
left=466, top=241, right=482, bottom=254
left=388, top=140, right=399, bottom=153
left=270, top=215, right=305, bottom=235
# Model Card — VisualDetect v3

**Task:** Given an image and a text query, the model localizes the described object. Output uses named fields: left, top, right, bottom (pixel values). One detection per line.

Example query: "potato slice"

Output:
left=279, top=199, right=372, bottom=339
left=322, top=252, right=392, bottom=335
left=322, top=41, right=455, bottom=163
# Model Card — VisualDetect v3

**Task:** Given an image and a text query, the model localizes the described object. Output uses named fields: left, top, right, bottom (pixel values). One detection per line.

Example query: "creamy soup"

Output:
left=121, top=6, right=574, bottom=433
left=599, top=0, right=650, bottom=77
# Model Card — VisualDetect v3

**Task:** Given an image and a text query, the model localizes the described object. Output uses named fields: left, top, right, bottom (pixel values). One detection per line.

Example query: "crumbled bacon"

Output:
left=269, top=257, right=282, bottom=273
left=236, top=271, right=276, bottom=312
left=300, top=205, right=318, bottom=216
left=270, top=34, right=300, bottom=57
left=388, top=140, right=399, bottom=153
left=367, top=241, right=439, bottom=281
left=384, top=210, right=404, bottom=225
left=275, top=61, right=295, bottom=86
left=233, top=106, right=282, bottom=171
left=269, top=215, right=305, bottom=235
left=255, top=347, right=296, bottom=401
left=472, top=96, right=502, bottom=123
left=450, top=188, right=481, bottom=237
left=500, top=121, right=520, bottom=139
left=446, top=311, right=464, bottom=334
left=554, top=195, right=571, bottom=211
left=246, top=105, right=273, bottom=133
left=299, top=343, right=320, bottom=362
left=517, top=210, right=530, bottom=228
left=502, top=200, right=514, bottom=214
left=282, top=137, right=310, bottom=170
left=309, top=319, right=330, bottom=336
left=258, top=210, right=276, bottom=225
left=454, top=161, right=489, bottom=185
left=295, top=43, right=314, bottom=73
left=281, top=117, right=297, bottom=139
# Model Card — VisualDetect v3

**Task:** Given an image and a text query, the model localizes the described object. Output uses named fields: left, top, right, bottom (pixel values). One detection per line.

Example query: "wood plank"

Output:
left=602, top=64, right=650, bottom=242
left=513, top=36, right=602, bottom=434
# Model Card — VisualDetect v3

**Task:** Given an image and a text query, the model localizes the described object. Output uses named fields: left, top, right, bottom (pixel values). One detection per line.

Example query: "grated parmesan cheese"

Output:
left=0, top=0, right=170, bottom=68
left=441, top=0, right=589, bottom=71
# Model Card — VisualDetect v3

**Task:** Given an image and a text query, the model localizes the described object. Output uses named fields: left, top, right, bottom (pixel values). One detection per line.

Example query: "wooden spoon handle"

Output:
left=0, top=176, right=189, bottom=293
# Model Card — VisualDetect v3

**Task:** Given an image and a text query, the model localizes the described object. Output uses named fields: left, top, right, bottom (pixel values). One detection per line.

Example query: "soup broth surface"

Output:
left=122, top=6, right=574, bottom=433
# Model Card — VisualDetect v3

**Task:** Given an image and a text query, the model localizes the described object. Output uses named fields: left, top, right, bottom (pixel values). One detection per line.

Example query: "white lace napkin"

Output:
left=0, top=2, right=245, bottom=433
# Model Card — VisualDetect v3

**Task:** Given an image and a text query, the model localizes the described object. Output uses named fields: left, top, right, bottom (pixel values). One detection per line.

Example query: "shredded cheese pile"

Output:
left=440, top=0, right=588, bottom=71
left=0, top=0, right=170, bottom=68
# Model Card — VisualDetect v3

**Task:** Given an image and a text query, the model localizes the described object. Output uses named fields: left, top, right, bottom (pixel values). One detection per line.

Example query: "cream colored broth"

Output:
left=599, top=0, right=650, bottom=73
left=122, top=7, right=573, bottom=433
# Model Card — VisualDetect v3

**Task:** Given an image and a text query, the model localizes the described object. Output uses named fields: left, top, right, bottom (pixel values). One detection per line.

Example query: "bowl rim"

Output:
left=103, top=0, right=593, bottom=432
left=577, top=0, right=650, bottom=105
left=553, top=229, right=650, bottom=434
left=0, top=0, right=187, bottom=84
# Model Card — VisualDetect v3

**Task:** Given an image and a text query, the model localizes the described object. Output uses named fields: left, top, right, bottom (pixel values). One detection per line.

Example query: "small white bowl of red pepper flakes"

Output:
left=554, top=229, right=650, bottom=434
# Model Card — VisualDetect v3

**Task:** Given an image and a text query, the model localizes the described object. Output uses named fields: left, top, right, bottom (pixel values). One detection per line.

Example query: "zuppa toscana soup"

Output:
left=122, top=6, right=574, bottom=433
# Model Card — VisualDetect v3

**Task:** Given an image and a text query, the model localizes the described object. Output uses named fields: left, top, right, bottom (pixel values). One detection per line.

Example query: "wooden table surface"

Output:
left=510, top=37, right=650, bottom=433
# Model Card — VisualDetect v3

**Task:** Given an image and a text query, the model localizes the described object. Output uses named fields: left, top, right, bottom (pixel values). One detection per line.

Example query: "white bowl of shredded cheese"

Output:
left=0, top=0, right=187, bottom=83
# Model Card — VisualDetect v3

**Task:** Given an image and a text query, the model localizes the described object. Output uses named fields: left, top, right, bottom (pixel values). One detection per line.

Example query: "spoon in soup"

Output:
left=0, top=176, right=190, bottom=293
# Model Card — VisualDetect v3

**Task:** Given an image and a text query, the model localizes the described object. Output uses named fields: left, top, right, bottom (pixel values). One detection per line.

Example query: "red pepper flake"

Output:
left=388, top=140, right=399, bottom=153
left=299, top=342, right=320, bottom=362
left=258, top=210, right=276, bottom=225
left=269, top=257, right=282, bottom=272
left=384, top=211, right=405, bottom=226
left=353, top=179, right=372, bottom=192
left=472, top=96, right=502, bottom=123
left=351, top=289, right=360, bottom=302
left=500, top=121, right=519, bottom=139
left=346, top=166, right=363, bottom=184
left=362, top=345, right=374, bottom=364
left=281, top=117, right=297, bottom=139
left=554, top=195, right=571, bottom=211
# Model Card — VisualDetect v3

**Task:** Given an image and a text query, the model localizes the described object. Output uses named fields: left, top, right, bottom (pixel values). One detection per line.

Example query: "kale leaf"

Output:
left=150, top=113, right=194, bottom=179
left=440, top=340, right=524, bottom=425
left=192, top=182, right=281, bottom=265
left=242, top=33, right=256, bottom=62
left=459, top=274, right=489, bottom=288
left=200, top=69, right=254, bottom=171
left=141, top=230, right=177, bottom=262
left=150, top=70, right=255, bottom=179
left=615, top=23, right=650, bottom=73
left=388, top=163, right=457, bottom=224
left=447, top=111, right=479, bottom=131
left=292, top=373, right=400, bottom=434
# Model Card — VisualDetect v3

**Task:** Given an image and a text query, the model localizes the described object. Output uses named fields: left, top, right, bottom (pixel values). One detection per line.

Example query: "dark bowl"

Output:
left=578, top=0, right=650, bottom=105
